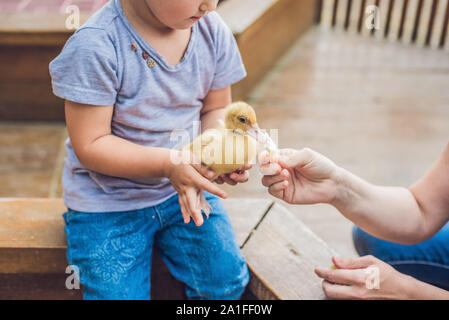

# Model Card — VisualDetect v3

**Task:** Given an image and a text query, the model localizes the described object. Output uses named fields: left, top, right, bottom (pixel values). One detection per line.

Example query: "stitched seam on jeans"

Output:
left=168, top=225, right=202, bottom=298
left=153, top=206, right=165, bottom=228
left=387, top=260, right=449, bottom=269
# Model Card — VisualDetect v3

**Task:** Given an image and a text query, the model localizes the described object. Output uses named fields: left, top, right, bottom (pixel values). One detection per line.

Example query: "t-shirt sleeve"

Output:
left=210, top=13, right=247, bottom=91
left=49, top=28, right=119, bottom=106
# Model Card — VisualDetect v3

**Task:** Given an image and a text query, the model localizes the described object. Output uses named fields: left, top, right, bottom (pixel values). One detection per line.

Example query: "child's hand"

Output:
left=214, top=164, right=252, bottom=185
left=259, top=148, right=339, bottom=205
left=166, top=151, right=227, bottom=227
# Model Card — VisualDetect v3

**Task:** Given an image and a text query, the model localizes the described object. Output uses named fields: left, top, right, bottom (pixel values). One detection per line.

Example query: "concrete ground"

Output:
left=1, top=27, right=448, bottom=257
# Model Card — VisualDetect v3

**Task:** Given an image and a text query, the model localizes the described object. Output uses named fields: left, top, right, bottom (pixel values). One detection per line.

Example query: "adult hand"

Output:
left=315, top=255, right=410, bottom=300
left=259, top=148, right=339, bottom=205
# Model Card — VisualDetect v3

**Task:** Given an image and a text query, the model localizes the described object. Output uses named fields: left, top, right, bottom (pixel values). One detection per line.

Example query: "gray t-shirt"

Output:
left=49, top=0, right=246, bottom=212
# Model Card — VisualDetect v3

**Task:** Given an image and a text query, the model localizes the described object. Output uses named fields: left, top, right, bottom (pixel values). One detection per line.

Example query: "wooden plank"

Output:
left=0, top=273, right=82, bottom=300
left=416, top=0, right=434, bottom=46
left=242, top=203, right=338, bottom=300
left=388, top=0, right=406, bottom=41
left=0, top=13, right=91, bottom=46
left=375, top=0, right=391, bottom=39
left=430, top=0, right=449, bottom=48
left=402, top=0, right=420, bottom=44
left=442, top=0, right=449, bottom=49
left=0, top=197, right=270, bottom=268
left=446, top=19, right=449, bottom=50
left=361, top=0, right=378, bottom=36
left=348, top=0, right=363, bottom=33
left=223, top=198, right=273, bottom=248
left=0, top=197, right=271, bottom=299
left=0, top=46, right=61, bottom=82
left=320, top=0, right=335, bottom=29
left=336, top=0, right=349, bottom=29
left=0, top=198, right=67, bottom=249
left=0, top=198, right=67, bottom=273
left=217, top=0, right=278, bottom=36
left=0, top=81, right=64, bottom=122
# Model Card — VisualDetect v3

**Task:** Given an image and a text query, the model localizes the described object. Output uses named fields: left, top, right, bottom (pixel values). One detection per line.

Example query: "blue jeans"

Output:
left=353, top=223, right=449, bottom=291
left=62, top=192, right=249, bottom=300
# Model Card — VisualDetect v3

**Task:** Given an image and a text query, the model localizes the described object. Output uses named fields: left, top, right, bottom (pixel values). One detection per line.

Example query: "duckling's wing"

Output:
left=187, top=129, right=224, bottom=167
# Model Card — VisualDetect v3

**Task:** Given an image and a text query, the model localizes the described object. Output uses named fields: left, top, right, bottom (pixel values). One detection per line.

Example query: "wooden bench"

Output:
left=0, top=198, right=336, bottom=300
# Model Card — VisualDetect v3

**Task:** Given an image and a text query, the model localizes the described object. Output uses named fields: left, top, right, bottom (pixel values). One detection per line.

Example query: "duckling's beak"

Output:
left=246, top=124, right=265, bottom=142
left=247, top=124, right=278, bottom=153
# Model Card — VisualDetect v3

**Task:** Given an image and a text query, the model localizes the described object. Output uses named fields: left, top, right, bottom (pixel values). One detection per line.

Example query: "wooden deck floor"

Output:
left=1, top=26, right=449, bottom=257
left=224, top=27, right=449, bottom=256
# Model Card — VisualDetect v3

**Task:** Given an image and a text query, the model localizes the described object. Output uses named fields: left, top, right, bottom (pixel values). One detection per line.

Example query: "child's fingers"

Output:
left=238, top=164, right=253, bottom=171
left=196, top=175, right=227, bottom=199
left=261, top=169, right=289, bottom=187
left=214, top=176, right=225, bottom=184
left=229, top=170, right=249, bottom=183
left=179, top=194, right=191, bottom=224
left=221, top=174, right=238, bottom=185
left=191, top=163, right=215, bottom=179
left=186, top=188, right=204, bottom=227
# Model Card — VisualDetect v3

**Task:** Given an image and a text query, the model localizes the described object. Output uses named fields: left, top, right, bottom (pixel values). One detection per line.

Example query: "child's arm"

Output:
left=199, top=86, right=231, bottom=132
left=66, top=100, right=172, bottom=179
left=65, top=100, right=225, bottom=197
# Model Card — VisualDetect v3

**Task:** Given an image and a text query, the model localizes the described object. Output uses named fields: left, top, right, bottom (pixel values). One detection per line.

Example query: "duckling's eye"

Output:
left=238, top=117, right=247, bottom=124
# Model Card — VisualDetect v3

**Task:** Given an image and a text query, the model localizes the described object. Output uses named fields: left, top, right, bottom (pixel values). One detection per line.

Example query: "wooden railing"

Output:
left=319, top=0, right=449, bottom=49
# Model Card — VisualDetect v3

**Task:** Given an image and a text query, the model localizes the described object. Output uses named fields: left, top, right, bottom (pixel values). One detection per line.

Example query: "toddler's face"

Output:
left=146, top=0, right=219, bottom=29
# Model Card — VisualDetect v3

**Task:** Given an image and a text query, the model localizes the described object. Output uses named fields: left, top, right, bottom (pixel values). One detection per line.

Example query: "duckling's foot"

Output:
left=199, top=190, right=212, bottom=218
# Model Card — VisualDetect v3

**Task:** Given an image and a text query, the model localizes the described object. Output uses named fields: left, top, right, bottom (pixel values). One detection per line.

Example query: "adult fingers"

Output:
left=259, top=162, right=282, bottom=176
left=333, top=255, right=377, bottom=270
left=267, top=181, right=287, bottom=199
left=186, top=188, right=203, bottom=227
left=321, top=280, right=361, bottom=300
left=315, top=267, right=367, bottom=287
left=261, top=169, right=289, bottom=187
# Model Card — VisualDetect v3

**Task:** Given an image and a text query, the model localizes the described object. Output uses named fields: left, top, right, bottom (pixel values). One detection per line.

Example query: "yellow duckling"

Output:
left=184, top=101, right=274, bottom=217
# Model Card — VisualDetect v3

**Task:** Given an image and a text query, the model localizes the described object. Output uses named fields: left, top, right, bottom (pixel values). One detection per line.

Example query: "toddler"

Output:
left=50, top=0, right=250, bottom=299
